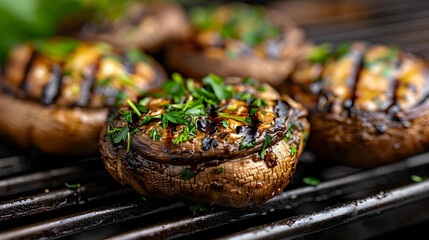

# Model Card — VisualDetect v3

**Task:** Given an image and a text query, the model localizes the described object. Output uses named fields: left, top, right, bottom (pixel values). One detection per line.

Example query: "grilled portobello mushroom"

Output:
left=165, top=3, right=311, bottom=86
left=0, top=38, right=166, bottom=156
left=73, top=1, right=189, bottom=52
left=99, top=74, right=309, bottom=207
left=288, top=42, right=429, bottom=168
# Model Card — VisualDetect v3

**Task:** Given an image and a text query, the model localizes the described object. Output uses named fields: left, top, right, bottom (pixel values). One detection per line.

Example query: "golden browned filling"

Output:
left=291, top=42, right=429, bottom=116
left=1, top=38, right=163, bottom=109
left=104, top=74, right=307, bottom=165
left=188, top=3, right=303, bottom=60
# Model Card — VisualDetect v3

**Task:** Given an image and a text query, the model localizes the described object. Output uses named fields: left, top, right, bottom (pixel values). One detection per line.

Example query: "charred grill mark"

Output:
left=346, top=49, right=365, bottom=111
left=274, top=100, right=289, bottom=120
left=385, top=56, right=402, bottom=111
left=20, top=51, right=37, bottom=93
left=416, top=68, right=429, bottom=107
left=42, top=63, right=63, bottom=105
left=123, top=56, right=135, bottom=74
left=202, top=137, right=218, bottom=151
left=76, top=57, right=101, bottom=107
left=197, top=117, right=218, bottom=135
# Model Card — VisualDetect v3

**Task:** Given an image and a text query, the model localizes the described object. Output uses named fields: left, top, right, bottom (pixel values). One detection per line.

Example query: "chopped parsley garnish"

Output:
left=131, top=127, right=140, bottom=134
left=240, top=138, right=256, bottom=150
left=149, top=129, right=161, bottom=141
left=308, top=43, right=332, bottom=64
left=256, top=86, right=266, bottom=92
left=64, top=183, right=81, bottom=189
left=216, top=168, right=224, bottom=174
left=284, top=130, right=292, bottom=142
left=127, top=132, right=131, bottom=152
left=122, top=111, right=132, bottom=122
left=189, top=203, right=214, bottom=215
left=260, top=134, right=272, bottom=159
left=120, top=73, right=268, bottom=147
left=411, top=175, right=428, bottom=183
left=202, top=73, right=233, bottom=101
left=180, top=168, right=196, bottom=180
left=36, top=38, right=81, bottom=60
left=249, top=108, right=258, bottom=116
left=126, top=48, right=152, bottom=64
left=289, top=121, right=296, bottom=131
left=242, top=76, right=257, bottom=85
left=218, top=113, right=252, bottom=125
left=303, top=177, right=321, bottom=186
left=189, top=4, right=280, bottom=47
left=161, top=73, right=186, bottom=104
left=107, top=125, right=129, bottom=144
left=251, top=98, right=268, bottom=108
left=126, top=98, right=142, bottom=116
left=289, top=146, right=297, bottom=156
left=335, top=42, right=351, bottom=58
left=172, top=125, right=196, bottom=145
left=221, top=119, right=229, bottom=128
left=161, top=111, right=192, bottom=129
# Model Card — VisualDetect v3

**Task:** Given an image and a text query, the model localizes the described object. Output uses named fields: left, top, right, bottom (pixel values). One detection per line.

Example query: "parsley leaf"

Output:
left=107, top=125, right=129, bottom=144
left=303, top=177, right=320, bottom=186
left=172, top=125, right=195, bottom=144
left=64, top=182, right=81, bottom=189
left=180, top=168, right=196, bottom=180
left=221, top=119, right=229, bottom=128
left=126, top=49, right=152, bottom=64
left=411, top=175, right=429, bottom=182
left=290, top=146, right=297, bottom=156
left=162, top=73, right=186, bottom=104
left=308, top=43, right=332, bottom=64
left=126, top=98, right=141, bottom=116
left=149, top=129, right=161, bottom=141
left=249, top=108, right=258, bottom=116
left=260, top=134, right=271, bottom=159
left=189, top=203, right=214, bottom=215
left=251, top=98, right=268, bottom=108
left=127, top=132, right=131, bottom=152
left=122, top=111, right=132, bottom=122
left=218, top=113, right=252, bottom=125
left=284, top=130, right=292, bottom=142
left=202, top=74, right=233, bottom=101
left=162, top=111, right=191, bottom=128
left=139, top=116, right=154, bottom=126
left=240, top=138, right=256, bottom=150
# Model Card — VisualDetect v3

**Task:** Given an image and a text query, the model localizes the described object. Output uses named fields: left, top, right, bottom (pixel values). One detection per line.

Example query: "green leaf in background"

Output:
left=35, top=38, right=82, bottom=60
left=308, top=43, right=332, bottom=64
left=0, top=0, right=84, bottom=63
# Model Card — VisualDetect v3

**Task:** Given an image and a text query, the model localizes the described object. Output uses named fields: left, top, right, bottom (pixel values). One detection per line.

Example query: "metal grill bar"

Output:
left=0, top=200, right=186, bottom=239
left=100, top=152, right=429, bottom=240
left=0, top=1, right=429, bottom=239
left=0, top=162, right=106, bottom=197
left=0, top=179, right=129, bottom=224
left=221, top=180, right=429, bottom=240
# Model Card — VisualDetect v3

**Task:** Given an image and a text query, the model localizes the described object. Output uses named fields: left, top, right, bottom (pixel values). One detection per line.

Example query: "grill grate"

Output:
left=2, top=0, right=429, bottom=239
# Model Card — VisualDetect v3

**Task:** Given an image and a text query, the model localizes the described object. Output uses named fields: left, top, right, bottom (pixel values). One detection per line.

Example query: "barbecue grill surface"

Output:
left=1, top=0, right=429, bottom=239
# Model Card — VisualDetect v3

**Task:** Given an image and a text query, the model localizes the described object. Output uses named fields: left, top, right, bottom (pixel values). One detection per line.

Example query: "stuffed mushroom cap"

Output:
left=0, top=37, right=166, bottom=156
left=166, top=3, right=311, bottom=86
left=99, top=74, right=309, bottom=207
left=289, top=42, right=429, bottom=168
